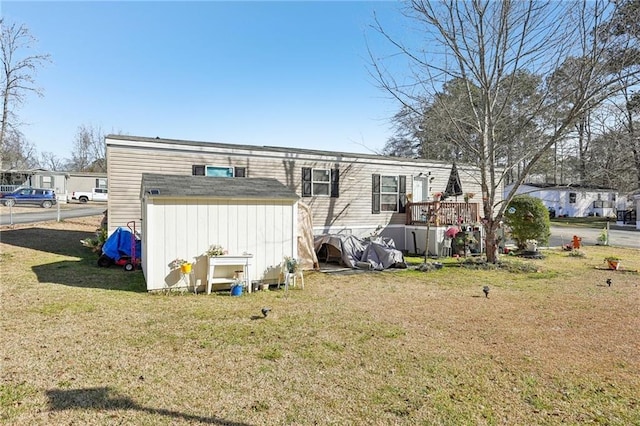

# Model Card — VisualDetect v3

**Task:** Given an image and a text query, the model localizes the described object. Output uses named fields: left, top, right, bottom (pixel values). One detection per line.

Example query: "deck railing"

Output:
left=406, top=201, right=480, bottom=226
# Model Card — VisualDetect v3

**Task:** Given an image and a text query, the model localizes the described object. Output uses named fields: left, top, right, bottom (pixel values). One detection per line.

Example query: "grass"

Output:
left=1, top=216, right=639, bottom=425
left=550, top=216, right=616, bottom=229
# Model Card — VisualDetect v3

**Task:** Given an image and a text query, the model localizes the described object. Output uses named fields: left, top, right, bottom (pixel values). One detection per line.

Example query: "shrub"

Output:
left=504, top=195, right=550, bottom=249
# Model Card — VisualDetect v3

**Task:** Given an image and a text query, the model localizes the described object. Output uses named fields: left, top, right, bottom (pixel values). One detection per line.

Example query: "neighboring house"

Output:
left=105, top=135, right=494, bottom=255
left=67, top=172, right=108, bottom=195
left=0, top=168, right=69, bottom=201
left=504, top=183, right=618, bottom=218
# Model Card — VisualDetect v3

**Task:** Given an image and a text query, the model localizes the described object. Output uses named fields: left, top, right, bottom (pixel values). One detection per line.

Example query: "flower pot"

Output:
left=606, top=260, right=620, bottom=270
left=180, top=263, right=192, bottom=274
left=231, top=284, right=243, bottom=296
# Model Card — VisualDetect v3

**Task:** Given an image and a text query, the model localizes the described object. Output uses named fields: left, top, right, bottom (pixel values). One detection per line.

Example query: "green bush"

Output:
left=504, top=195, right=550, bottom=249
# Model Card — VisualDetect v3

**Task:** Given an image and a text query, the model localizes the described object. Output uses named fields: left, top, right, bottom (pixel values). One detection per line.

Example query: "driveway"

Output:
left=0, top=203, right=106, bottom=226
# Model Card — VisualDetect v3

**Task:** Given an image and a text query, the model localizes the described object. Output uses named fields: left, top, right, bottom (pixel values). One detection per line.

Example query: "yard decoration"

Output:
left=230, top=279, right=244, bottom=296
left=168, top=258, right=188, bottom=269
left=604, top=256, right=621, bottom=270
left=572, top=235, right=582, bottom=250
left=168, top=258, right=192, bottom=273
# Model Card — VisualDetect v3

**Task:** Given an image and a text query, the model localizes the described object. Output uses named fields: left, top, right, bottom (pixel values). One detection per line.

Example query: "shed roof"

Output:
left=140, top=173, right=299, bottom=200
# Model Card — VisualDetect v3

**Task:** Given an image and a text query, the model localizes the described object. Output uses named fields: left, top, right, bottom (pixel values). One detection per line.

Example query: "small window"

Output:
left=206, top=166, right=234, bottom=177
left=41, top=176, right=52, bottom=189
left=192, top=165, right=245, bottom=177
left=96, top=178, right=107, bottom=189
left=569, top=192, right=576, bottom=203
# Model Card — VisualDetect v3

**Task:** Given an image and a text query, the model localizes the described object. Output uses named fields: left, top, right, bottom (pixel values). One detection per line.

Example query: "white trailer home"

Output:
left=107, top=135, right=491, bottom=241
left=504, top=183, right=618, bottom=218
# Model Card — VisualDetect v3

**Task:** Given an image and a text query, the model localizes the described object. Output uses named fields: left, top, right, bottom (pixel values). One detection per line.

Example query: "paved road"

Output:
left=0, top=204, right=105, bottom=226
left=548, top=225, right=640, bottom=250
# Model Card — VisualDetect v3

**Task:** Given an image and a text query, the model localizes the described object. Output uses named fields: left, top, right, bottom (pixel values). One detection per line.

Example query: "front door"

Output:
left=412, top=177, right=429, bottom=202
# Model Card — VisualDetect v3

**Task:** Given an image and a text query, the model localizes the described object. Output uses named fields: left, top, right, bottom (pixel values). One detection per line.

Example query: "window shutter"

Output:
left=192, top=165, right=205, bottom=176
left=234, top=167, right=246, bottom=177
left=330, top=168, right=339, bottom=198
left=372, top=174, right=380, bottom=214
left=302, top=168, right=312, bottom=197
left=398, top=175, right=406, bottom=213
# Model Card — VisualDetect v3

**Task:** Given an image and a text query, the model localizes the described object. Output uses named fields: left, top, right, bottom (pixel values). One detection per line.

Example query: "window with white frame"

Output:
left=312, top=169, right=330, bottom=196
left=301, top=167, right=339, bottom=197
left=41, top=176, right=52, bottom=189
left=96, top=178, right=107, bottom=189
left=381, top=176, right=399, bottom=211
left=372, top=174, right=406, bottom=214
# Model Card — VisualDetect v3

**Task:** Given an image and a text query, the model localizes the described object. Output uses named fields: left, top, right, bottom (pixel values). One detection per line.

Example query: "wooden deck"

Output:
left=406, top=201, right=480, bottom=226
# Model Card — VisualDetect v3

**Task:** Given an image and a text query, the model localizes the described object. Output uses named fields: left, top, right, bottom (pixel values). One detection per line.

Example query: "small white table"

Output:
left=207, top=254, right=253, bottom=294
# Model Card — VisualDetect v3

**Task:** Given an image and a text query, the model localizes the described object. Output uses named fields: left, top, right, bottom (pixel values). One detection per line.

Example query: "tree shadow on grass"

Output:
left=0, top=227, right=95, bottom=258
left=46, top=387, right=252, bottom=425
left=32, top=260, right=147, bottom=292
left=1, top=227, right=146, bottom=292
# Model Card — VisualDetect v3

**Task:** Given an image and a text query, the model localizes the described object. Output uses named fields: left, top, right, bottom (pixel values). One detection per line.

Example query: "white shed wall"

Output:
left=143, top=197, right=297, bottom=291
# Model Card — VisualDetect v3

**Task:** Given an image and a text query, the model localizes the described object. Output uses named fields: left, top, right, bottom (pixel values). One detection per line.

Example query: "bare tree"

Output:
left=40, top=151, right=65, bottom=171
left=68, top=124, right=106, bottom=172
left=2, top=128, right=38, bottom=169
left=0, top=19, right=50, bottom=168
left=371, top=0, right=640, bottom=261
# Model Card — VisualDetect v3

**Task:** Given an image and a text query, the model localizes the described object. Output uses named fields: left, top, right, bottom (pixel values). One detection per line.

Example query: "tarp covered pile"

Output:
left=314, top=234, right=407, bottom=271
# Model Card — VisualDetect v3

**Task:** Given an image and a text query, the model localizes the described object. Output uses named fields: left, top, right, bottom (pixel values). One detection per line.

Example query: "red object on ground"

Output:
left=572, top=235, right=582, bottom=249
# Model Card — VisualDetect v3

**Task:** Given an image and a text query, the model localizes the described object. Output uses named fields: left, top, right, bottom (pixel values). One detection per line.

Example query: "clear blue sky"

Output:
left=2, top=1, right=411, bottom=161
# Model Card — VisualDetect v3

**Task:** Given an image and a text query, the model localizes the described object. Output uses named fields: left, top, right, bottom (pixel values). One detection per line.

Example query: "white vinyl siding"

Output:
left=142, top=197, right=296, bottom=291
left=106, top=136, right=495, bottom=249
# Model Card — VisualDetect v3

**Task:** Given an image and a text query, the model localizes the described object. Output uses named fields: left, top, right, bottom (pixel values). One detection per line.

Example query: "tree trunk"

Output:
left=0, top=79, right=10, bottom=167
left=484, top=219, right=500, bottom=264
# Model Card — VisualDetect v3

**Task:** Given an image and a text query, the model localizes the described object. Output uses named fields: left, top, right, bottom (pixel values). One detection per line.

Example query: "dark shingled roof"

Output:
left=140, top=174, right=299, bottom=200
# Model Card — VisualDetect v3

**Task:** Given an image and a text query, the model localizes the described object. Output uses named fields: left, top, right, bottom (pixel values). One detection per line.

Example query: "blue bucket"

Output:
left=231, top=284, right=243, bottom=297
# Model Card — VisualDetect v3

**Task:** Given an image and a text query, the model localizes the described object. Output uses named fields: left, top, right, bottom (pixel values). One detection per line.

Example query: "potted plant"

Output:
left=604, top=256, right=621, bottom=270
left=284, top=256, right=299, bottom=273
left=206, top=244, right=228, bottom=257
left=168, top=258, right=192, bottom=273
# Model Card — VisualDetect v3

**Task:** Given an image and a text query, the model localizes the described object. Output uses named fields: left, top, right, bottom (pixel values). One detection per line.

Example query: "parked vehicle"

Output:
left=0, top=187, right=57, bottom=208
left=72, top=188, right=108, bottom=203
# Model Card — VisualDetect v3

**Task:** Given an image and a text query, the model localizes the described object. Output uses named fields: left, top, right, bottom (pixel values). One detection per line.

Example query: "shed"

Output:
left=140, top=173, right=300, bottom=292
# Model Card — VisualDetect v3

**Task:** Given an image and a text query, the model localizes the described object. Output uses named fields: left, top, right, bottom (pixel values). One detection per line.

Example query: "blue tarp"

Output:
left=102, top=227, right=141, bottom=261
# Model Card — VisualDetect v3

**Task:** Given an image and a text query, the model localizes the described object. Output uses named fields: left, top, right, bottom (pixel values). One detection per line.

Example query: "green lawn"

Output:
left=1, top=216, right=639, bottom=425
